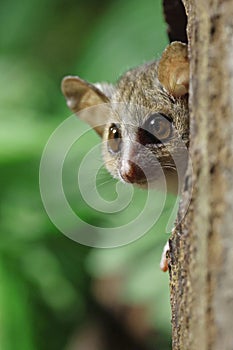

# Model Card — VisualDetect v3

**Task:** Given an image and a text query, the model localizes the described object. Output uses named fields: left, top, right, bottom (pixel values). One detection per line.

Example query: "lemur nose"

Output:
left=120, top=160, right=146, bottom=184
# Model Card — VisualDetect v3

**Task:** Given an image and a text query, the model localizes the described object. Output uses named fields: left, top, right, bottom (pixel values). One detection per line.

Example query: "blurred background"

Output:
left=0, top=0, right=175, bottom=349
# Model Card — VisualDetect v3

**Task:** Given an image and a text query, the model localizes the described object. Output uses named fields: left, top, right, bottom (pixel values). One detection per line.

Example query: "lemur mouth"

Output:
left=119, top=175, right=148, bottom=188
left=119, top=171, right=161, bottom=187
left=119, top=160, right=177, bottom=185
left=119, top=164, right=178, bottom=191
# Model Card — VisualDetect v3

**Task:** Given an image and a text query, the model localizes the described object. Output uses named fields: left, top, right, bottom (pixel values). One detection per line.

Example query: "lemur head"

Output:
left=62, top=42, right=189, bottom=189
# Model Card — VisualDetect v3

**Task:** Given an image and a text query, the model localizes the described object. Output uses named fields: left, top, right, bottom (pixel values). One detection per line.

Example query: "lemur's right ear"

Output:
left=61, top=76, right=115, bottom=136
left=158, top=42, right=189, bottom=98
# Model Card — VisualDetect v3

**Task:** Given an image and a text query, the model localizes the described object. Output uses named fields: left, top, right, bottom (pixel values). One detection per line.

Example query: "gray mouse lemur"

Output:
left=61, top=41, right=189, bottom=271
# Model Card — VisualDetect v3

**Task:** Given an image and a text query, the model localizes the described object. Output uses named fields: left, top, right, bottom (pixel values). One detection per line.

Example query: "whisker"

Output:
left=163, top=165, right=177, bottom=173
left=96, top=178, right=116, bottom=189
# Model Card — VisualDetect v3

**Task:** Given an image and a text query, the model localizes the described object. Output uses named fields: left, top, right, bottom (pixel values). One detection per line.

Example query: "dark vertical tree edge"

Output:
left=162, top=0, right=188, bottom=43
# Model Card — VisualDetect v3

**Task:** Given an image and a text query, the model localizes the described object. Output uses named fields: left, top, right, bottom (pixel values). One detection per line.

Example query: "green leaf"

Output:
left=0, top=257, right=35, bottom=350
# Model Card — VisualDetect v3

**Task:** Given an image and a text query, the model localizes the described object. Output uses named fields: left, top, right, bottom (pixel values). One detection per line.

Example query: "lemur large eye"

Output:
left=107, top=123, right=122, bottom=153
left=143, top=113, right=173, bottom=144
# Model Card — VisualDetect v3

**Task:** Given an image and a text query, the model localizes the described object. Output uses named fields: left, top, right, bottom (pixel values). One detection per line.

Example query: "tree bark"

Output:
left=168, top=1, right=233, bottom=349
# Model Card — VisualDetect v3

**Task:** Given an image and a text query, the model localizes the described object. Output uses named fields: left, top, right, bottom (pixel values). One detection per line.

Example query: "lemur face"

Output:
left=62, top=42, right=189, bottom=189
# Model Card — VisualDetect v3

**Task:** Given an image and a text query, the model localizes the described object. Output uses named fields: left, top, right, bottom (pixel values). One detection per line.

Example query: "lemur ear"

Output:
left=158, top=42, right=189, bottom=98
left=61, top=76, right=115, bottom=136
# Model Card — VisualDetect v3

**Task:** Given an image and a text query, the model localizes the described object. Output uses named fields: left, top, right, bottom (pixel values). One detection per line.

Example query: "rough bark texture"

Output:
left=168, top=1, right=233, bottom=349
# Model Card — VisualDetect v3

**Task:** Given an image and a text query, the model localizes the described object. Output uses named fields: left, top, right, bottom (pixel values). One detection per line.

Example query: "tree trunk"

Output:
left=168, top=1, right=233, bottom=349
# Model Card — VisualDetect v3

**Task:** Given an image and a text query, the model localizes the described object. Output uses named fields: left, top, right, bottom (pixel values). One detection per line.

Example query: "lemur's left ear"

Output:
left=158, top=42, right=189, bottom=98
left=61, top=76, right=115, bottom=136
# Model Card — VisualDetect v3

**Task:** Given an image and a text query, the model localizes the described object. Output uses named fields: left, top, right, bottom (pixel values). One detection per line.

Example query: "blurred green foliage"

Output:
left=0, top=0, right=174, bottom=349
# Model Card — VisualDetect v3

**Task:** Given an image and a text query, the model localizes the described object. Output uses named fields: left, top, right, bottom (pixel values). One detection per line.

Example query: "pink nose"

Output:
left=120, top=160, right=146, bottom=184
